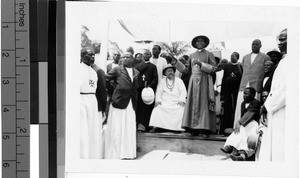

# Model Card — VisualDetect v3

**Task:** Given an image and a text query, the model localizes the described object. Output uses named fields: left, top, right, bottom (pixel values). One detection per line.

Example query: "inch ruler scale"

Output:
left=1, top=0, right=30, bottom=177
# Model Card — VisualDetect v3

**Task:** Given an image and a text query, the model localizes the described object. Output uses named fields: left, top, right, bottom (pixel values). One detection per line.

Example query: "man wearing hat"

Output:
left=149, top=64, right=187, bottom=132
left=181, top=35, right=217, bottom=137
left=135, top=49, right=158, bottom=132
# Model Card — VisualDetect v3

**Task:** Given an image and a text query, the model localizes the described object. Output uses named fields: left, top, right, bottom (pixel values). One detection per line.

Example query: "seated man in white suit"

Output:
left=149, top=64, right=187, bottom=132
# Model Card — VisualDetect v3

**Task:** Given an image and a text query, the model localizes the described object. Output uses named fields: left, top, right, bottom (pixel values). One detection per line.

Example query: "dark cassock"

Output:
left=220, top=62, right=243, bottom=133
left=134, top=61, right=158, bottom=131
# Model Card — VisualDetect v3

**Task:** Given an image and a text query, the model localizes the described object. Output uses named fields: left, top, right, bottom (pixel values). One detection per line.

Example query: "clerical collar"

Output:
left=197, top=49, right=203, bottom=52
left=145, top=61, right=150, bottom=63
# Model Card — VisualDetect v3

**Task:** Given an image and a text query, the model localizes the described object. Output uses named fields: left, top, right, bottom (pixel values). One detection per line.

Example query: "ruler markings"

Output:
left=2, top=76, right=16, bottom=79
left=16, top=100, right=28, bottom=102
left=2, top=0, right=30, bottom=177
left=16, top=65, right=30, bottom=67
left=14, top=0, right=17, bottom=175
left=2, top=132, right=17, bottom=134
left=1, top=22, right=18, bottom=23
left=15, top=30, right=28, bottom=32
left=2, top=49, right=15, bottom=51
left=16, top=136, right=29, bottom=138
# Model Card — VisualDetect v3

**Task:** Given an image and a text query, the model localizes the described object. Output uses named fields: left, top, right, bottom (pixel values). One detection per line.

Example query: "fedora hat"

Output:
left=162, top=64, right=176, bottom=76
left=192, top=35, right=210, bottom=49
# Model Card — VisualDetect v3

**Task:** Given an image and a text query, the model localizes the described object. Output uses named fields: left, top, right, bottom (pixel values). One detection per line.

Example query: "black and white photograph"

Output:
left=64, top=1, right=299, bottom=177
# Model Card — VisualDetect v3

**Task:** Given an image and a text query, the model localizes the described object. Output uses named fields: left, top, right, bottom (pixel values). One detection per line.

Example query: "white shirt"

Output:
left=125, top=67, right=133, bottom=82
left=150, top=57, right=168, bottom=82
left=251, top=53, right=258, bottom=64
left=80, top=63, right=98, bottom=93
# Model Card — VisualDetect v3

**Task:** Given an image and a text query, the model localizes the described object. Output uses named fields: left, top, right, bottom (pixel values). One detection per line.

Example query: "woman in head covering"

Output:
left=181, top=35, right=217, bottom=137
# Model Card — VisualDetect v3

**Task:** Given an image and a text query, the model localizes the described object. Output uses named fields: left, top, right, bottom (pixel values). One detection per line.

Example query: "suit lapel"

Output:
left=245, top=54, right=252, bottom=67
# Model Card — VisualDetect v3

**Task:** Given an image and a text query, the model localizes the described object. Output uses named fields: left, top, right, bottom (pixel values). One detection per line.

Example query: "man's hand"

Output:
left=178, top=101, right=185, bottom=107
left=234, top=122, right=241, bottom=134
left=192, top=60, right=202, bottom=67
left=155, top=101, right=162, bottom=107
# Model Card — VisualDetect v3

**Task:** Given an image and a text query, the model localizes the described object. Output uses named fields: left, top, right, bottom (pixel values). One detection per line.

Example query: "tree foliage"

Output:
left=158, top=41, right=191, bottom=57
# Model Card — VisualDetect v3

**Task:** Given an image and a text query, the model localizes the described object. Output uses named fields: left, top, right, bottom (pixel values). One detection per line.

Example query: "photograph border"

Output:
left=64, top=1, right=299, bottom=177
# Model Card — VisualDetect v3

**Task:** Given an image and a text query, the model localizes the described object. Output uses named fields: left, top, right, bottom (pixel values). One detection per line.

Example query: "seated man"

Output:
left=220, top=87, right=261, bottom=161
left=149, top=64, right=187, bottom=132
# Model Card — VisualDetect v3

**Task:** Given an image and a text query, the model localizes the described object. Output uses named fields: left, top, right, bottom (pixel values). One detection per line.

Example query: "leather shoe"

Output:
left=220, top=145, right=233, bottom=154
left=230, top=153, right=246, bottom=161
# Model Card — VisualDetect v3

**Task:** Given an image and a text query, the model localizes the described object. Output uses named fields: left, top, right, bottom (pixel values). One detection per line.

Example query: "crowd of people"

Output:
left=79, top=28, right=288, bottom=161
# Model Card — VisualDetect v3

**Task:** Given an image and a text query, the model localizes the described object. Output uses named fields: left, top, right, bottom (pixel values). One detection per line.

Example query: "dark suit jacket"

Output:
left=92, top=64, right=107, bottom=112
left=239, top=52, right=270, bottom=92
left=262, top=72, right=274, bottom=93
left=106, top=65, right=139, bottom=110
left=240, top=99, right=261, bottom=124
left=106, top=62, right=117, bottom=97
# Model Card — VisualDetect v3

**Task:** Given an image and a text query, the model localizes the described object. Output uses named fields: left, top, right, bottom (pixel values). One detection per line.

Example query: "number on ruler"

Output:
left=2, top=25, right=9, bottom=28
left=19, top=128, right=27, bottom=133
left=2, top=52, right=10, bottom=57
left=3, top=162, right=10, bottom=167
left=3, top=107, right=9, bottom=112
left=3, top=135, right=10, bottom=140
left=2, top=80, right=10, bottom=85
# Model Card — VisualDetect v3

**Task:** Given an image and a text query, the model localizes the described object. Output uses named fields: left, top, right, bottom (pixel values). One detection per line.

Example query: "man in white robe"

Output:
left=259, top=29, right=287, bottom=161
left=149, top=64, right=187, bottom=131
left=80, top=47, right=103, bottom=159
left=150, top=45, right=168, bottom=82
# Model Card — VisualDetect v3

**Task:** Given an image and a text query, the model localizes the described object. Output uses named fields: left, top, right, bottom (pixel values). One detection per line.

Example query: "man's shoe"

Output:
left=220, top=145, right=233, bottom=154
left=137, top=123, right=146, bottom=132
left=230, top=153, right=246, bottom=161
left=149, top=127, right=158, bottom=133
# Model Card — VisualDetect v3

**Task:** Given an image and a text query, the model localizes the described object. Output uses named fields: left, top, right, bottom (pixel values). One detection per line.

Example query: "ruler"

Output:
left=1, top=0, right=30, bottom=177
